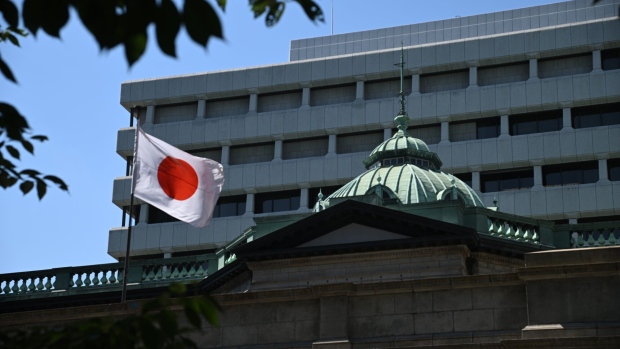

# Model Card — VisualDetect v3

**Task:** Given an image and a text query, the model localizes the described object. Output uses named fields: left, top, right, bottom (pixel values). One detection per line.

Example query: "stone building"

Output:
left=2, top=0, right=620, bottom=348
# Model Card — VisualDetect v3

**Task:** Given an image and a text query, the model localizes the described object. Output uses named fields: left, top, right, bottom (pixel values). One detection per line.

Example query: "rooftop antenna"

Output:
left=331, top=0, right=334, bottom=35
left=398, top=44, right=406, bottom=117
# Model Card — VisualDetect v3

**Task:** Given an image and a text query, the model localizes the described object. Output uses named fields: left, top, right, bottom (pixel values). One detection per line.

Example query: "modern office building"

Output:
left=2, top=1, right=620, bottom=348
left=109, top=0, right=620, bottom=260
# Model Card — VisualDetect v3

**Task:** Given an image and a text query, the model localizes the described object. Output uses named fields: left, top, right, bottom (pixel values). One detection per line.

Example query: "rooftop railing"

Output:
left=0, top=254, right=216, bottom=301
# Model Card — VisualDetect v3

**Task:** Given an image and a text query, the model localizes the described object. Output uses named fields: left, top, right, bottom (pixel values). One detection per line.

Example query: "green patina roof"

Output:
left=324, top=164, right=484, bottom=208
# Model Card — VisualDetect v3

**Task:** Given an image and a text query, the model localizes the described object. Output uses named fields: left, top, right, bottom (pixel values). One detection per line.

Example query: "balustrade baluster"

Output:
left=164, top=265, right=172, bottom=279
left=181, top=265, right=188, bottom=278
left=36, top=277, right=44, bottom=291
left=109, top=270, right=117, bottom=284
left=586, top=231, right=596, bottom=246
left=45, top=276, right=53, bottom=290
left=147, top=268, right=156, bottom=282
left=610, top=230, right=618, bottom=245
left=92, top=271, right=101, bottom=286
left=2, top=280, right=11, bottom=294
left=19, top=279, right=27, bottom=293
left=155, top=267, right=163, bottom=280
left=84, top=272, right=92, bottom=286
left=196, top=264, right=205, bottom=277
left=188, top=264, right=196, bottom=277
left=171, top=265, right=180, bottom=279
left=75, top=273, right=84, bottom=287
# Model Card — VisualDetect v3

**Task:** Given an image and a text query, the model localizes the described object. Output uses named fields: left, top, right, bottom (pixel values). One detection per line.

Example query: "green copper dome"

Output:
left=314, top=116, right=484, bottom=211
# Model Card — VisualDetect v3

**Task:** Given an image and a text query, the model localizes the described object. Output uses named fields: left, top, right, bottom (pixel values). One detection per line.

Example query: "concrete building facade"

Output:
left=110, top=0, right=620, bottom=259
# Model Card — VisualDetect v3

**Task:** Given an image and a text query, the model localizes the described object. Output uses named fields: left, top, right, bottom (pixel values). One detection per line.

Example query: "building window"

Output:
left=509, top=110, right=562, bottom=136
left=337, top=130, right=384, bottom=154
left=308, top=185, right=341, bottom=208
left=454, top=173, right=472, bottom=188
left=543, top=161, right=598, bottom=187
left=476, top=117, right=500, bottom=140
left=602, top=48, right=620, bottom=71
left=212, top=195, right=246, bottom=218
left=148, top=205, right=178, bottom=224
left=572, top=103, right=620, bottom=129
left=608, top=159, right=620, bottom=181
left=282, top=136, right=328, bottom=160
left=255, top=190, right=300, bottom=214
left=480, top=169, right=533, bottom=193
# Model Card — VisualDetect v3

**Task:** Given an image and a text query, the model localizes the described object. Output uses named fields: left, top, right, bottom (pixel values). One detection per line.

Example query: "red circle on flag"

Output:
left=157, top=156, right=198, bottom=200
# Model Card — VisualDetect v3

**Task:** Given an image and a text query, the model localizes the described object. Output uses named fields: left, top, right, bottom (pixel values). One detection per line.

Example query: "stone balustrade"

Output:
left=0, top=254, right=215, bottom=299
left=486, top=216, right=540, bottom=244
left=566, top=224, right=620, bottom=248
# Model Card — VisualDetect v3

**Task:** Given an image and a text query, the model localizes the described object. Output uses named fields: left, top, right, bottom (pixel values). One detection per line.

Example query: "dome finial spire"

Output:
left=394, top=43, right=409, bottom=134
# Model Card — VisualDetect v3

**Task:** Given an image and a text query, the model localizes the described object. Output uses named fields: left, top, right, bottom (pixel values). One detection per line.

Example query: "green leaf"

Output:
left=155, top=0, right=181, bottom=57
left=183, top=300, right=202, bottom=329
left=43, top=175, right=68, bottom=191
left=216, top=0, right=226, bottom=11
left=5, top=145, right=19, bottom=159
left=123, top=30, right=147, bottom=66
left=22, top=0, right=45, bottom=35
left=0, top=103, right=29, bottom=139
left=19, top=180, right=34, bottom=195
left=294, top=0, right=324, bottom=23
left=0, top=0, right=19, bottom=28
left=40, top=0, right=70, bottom=38
left=73, top=0, right=121, bottom=50
left=0, top=53, right=17, bottom=83
left=20, top=169, right=40, bottom=176
left=157, top=310, right=178, bottom=337
left=35, top=177, right=46, bottom=200
left=168, top=282, right=186, bottom=295
left=31, top=134, right=48, bottom=142
left=183, top=0, right=223, bottom=47
left=197, top=297, right=219, bottom=326
left=264, top=1, right=285, bottom=27
left=5, top=32, right=20, bottom=46
left=21, top=139, right=34, bottom=154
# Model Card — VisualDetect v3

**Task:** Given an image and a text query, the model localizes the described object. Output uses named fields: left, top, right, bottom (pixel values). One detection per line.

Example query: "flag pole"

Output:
left=121, top=107, right=140, bottom=303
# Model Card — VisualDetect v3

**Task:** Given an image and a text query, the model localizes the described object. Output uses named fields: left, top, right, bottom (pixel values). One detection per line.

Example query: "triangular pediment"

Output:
left=298, top=223, right=411, bottom=248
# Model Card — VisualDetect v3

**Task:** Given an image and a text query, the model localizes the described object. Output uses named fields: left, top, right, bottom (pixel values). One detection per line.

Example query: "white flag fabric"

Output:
left=133, top=128, right=224, bottom=228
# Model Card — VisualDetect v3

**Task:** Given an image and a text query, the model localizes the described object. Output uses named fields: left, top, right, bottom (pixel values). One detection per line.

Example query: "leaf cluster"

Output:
left=0, top=283, right=220, bottom=349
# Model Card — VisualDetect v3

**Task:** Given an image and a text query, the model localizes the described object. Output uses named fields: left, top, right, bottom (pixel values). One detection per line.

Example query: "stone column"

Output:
left=197, top=100, right=206, bottom=119
left=249, top=93, right=258, bottom=113
left=592, top=50, right=602, bottom=72
left=299, top=188, right=309, bottom=210
left=355, top=81, right=364, bottom=100
left=472, top=172, right=481, bottom=192
left=562, top=108, right=573, bottom=130
left=139, top=204, right=149, bottom=224
left=384, top=128, right=392, bottom=141
left=220, top=145, right=230, bottom=165
left=411, top=74, right=420, bottom=93
left=599, top=159, right=609, bottom=183
left=499, top=114, right=510, bottom=138
left=533, top=165, right=543, bottom=190
left=327, top=134, right=337, bottom=156
left=529, top=58, right=539, bottom=80
left=302, top=87, right=311, bottom=107
left=145, top=105, right=155, bottom=125
left=274, top=140, right=283, bottom=161
left=244, top=193, right=255, bottom=215
left=440, top=121, right=450, bottom=143
left=469, top=67, right=478, bottom=86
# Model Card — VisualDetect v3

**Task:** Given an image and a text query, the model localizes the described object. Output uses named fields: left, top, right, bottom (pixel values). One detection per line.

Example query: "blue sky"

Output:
left=0, top=0, right=562, bottom=273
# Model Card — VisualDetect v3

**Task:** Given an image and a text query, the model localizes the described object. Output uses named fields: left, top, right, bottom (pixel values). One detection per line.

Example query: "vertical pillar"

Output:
left=197, top=100, right=206, bottom=119
left=163, top=252, right=172, bottom=259
left=562, top=108, right=573, bottom=130
left=599, top=159, right=609, bottom=182
left=533, top=165, right=543, bottom=189
left=592, top=50, right=602, bottom=72
left=440, top=121, right=450, bottom=143
left=384, top=128, right=392, bottom=141
left=569, top=218, right=578, bottom=224
left=145, top=105, right=155, bottom=125
left=500, top=115, right=510, bottom=138
left=411, top=74, right=420, bottom=93
left=245, top=193, right=255, bottom=215
left=302, top=87, right=311, bottom=107
left=327, top=134, right=337, bottom=156
left=249, top=93, right=258, bottom=112
left=221, top=145, right=230, bottom=165
left=469, top=67, right=477, bottom=87
left=529, top=58, right=538, bottom=80
left=355, top=81, right=364, bottom=100
left=139, top=204, right=149, bottom=224
left=472, top=172, right=481, bottom=192
left=299, top=188, right=309, bottom=210
left=274, top=140, right=283, bottom=161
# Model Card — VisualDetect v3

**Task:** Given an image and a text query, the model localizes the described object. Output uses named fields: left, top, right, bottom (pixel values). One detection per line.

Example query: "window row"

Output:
left=454, top=159, right=620, bottom=193
left=142, top=48, right=619, bottom=125
left=146, top=186, right=341, bottom=224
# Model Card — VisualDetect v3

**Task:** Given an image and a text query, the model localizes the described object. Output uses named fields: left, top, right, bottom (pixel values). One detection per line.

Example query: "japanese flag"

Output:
left=133, top=128, right=224, bottom=228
